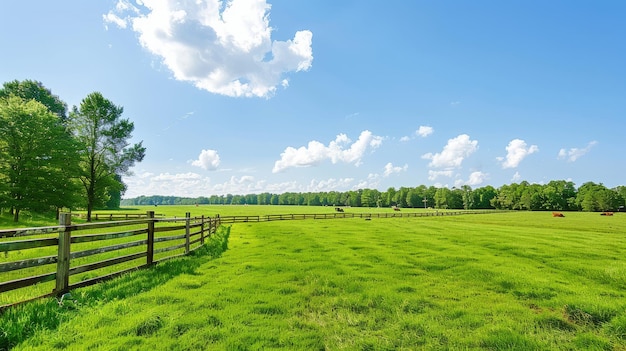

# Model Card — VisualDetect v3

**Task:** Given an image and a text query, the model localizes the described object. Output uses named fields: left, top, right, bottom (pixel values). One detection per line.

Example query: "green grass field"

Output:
left=3, top=210, right=626, bottom=350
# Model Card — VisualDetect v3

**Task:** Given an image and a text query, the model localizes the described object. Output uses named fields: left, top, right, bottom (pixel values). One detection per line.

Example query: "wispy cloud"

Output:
left=272, top=130, right=383, bottom=173
left=104, top=0, right=313, bottom=98
left=383, top=163, right=408, bottom=177
left=428, top=170, right=454, bottom=181
left=498, top=139, right=538, bottom=169
left=558, top=141, right=597, bottom=162
left=511, top=171, right=522, bottom=182
left=163, top=111, right=195, bottom=131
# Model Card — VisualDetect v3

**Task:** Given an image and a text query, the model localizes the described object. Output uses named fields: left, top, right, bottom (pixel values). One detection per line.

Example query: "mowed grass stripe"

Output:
left=10, top=212, right=626, bottom=350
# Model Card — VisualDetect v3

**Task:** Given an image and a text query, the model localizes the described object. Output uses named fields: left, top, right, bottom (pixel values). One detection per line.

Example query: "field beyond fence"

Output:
left=0, top=209, right=495, bottom=309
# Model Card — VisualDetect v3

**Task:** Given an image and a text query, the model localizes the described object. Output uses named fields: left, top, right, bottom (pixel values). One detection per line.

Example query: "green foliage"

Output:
left=192, top=226, right=231, bottom=258
left=124, top=181, right=623, bottom=212
left=0, top=95, right=81, bottom=221
left=0, top=80, right=67, bottom=120
left=69, top=92, right=145, bottom=221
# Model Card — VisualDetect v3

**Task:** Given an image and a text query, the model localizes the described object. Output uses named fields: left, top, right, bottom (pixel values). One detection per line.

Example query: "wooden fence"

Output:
left=0, top=211, right=219, bottom=310
left=0, top=209, right=498, bottom=310
left=216, top=210, right=494, bottom=223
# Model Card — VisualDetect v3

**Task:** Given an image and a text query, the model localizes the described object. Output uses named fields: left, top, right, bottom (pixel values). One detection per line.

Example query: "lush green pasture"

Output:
left=92, top=204, right=430, bottom=218
left=5, top=211, right=626, bottom=350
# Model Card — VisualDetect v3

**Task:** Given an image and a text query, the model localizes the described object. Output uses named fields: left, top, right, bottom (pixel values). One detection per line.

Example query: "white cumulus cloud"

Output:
left=104, top=0, right=313, bottom=98
left=191, top=149, right=221, bottom=170
left=383, top=163, right=408, bottom=177
left=558, top=141, right=597, bottom=162
left=272, top=130, right=383, bottom=173
left=499, top=139, right=538, bottom=169
left=416, top=126, right=434, bottom=137
left=422, top=134, right=478, bottom=169
left=466, top=171, right=488, bottom=185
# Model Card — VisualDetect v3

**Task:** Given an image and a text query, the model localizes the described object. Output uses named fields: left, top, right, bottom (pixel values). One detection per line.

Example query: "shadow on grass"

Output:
left=0, top=226, right=230, bottom=350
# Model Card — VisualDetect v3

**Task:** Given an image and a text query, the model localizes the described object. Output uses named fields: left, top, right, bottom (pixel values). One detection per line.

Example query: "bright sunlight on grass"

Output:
left=3, top=211, right=626, bottom=350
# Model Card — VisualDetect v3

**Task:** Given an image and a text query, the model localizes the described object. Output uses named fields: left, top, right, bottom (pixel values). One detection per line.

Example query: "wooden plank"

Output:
left=0, top=255, right=57, bottom=273
left=0, top=272, right=56, bottom=293
left=154, top=224, right=187, bottom=232
left=55, top=214, right=72, bottom=294
left=154, top=243, right=186, bottom=254
left=155, top=233, right=186, bottom=242
left=71, top=228, right=147, bottom=244
left=71, top=239, right=147, bottom=260
left=0, top=238, right=58, bottom=252
left=69, top=252, right=146, bottom=276
left=147, top=211, right=155, bottom=266
left=74, top=219, right=150, bottom=230
left=0, top=226, right=60, bottom=239
left=185, top=212, right=190, bottom=254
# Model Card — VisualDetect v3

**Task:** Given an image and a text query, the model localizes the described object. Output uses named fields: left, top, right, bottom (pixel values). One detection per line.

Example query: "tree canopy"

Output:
left=69, top=92, right=145, bottom=221
left=0, top=96, right=81, bottom=221
left=122, top=182, right=626, bottom=213
left=0, top=80, right=145, bottom=222
left=0, top=80, right=68, bottom=120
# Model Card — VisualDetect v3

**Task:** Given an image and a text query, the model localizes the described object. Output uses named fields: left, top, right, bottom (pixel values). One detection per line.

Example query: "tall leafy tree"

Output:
left=69, top=92, right=145, bottom=221
left=0, top=80, right=67, bottom=120
left=0, top=96, right=81, bottom=221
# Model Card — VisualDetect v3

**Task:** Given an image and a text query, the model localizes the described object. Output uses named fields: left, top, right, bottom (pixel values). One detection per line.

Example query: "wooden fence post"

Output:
left=147, top=211, right=155, bottom=266
left=185, top=212, right=191, bottom=254
left=200, top=215, right=205, bottom=245
left=55, top=213, right=72, bottom=295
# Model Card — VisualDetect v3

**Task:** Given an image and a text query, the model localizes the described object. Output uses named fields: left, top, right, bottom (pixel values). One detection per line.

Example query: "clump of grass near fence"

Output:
left=192, top=225, right=230, bottom=259
left=0, top=226, right=230, bottom=350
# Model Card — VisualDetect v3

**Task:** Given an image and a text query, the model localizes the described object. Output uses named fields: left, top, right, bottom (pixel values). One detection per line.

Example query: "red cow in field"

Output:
left=601, top=212, right=614, bottom=216
left=552, top=212, right=564, bottom=217
left=393, top=206, right=401, bottom=211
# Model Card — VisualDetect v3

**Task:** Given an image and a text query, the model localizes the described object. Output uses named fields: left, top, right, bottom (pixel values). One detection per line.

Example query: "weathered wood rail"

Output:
left=0, top=209, right=499, bottom=310
left=71, top=213, right=166, bottom=221
left=0, top=211, right=219, bottom=310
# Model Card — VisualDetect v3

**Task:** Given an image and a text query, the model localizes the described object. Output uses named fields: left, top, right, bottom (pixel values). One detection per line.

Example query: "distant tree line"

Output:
left=0, top=80, right=145, bottom=221
left=122, top=181, right=626, bottom=212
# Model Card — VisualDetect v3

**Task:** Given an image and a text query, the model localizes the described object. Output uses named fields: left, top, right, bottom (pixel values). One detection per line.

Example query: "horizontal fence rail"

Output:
left=216, top=210, right=500, bottom=224
left=1, top=209, right=501, bottom=311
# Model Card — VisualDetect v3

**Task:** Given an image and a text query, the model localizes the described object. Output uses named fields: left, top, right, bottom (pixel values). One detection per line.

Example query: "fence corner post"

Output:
left=55, top=213, right=72, bottom=296
left=185, top=212, right=191, bottom=254
left=147, top=211, right=155, bottom=266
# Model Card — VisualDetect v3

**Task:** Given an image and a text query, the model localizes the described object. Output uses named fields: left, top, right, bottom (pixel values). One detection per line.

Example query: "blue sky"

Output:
left=1, top=1, right=624, bottom=198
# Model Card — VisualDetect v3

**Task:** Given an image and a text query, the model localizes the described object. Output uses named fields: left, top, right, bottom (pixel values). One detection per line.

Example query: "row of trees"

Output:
left=0, top=80, right=145, bottom=221
left=123, top=181, right=626, bottom=212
